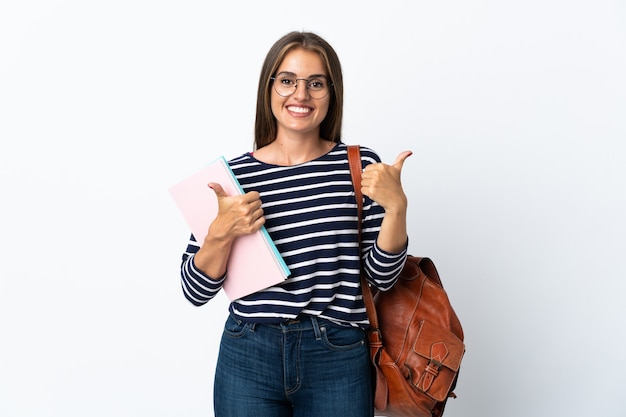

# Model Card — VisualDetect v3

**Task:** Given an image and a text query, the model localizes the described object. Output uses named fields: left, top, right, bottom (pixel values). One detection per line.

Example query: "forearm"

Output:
left=192, top=226, right=235, bottom=279
left=375, top=202, right=408, bottom=253
left=191, top=187, right=265, bottom=278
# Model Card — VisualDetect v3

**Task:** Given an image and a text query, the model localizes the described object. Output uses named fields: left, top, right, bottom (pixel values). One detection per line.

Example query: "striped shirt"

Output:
left=180, top=142, right=407, bottom=328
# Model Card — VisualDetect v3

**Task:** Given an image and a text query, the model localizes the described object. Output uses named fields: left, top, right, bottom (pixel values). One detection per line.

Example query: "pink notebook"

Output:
left=169, top=156, right=291, bottom=300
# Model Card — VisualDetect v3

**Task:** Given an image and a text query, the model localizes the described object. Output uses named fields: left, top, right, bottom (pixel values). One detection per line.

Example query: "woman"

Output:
left=180, top=31, right=411, bottom=417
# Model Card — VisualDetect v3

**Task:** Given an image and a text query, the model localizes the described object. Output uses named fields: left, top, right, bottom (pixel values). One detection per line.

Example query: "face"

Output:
left=271, top=48, right=330, bottom=139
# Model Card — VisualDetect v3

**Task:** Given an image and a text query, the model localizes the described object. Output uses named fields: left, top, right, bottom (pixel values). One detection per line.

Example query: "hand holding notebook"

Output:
left=169, top=156, right=291, bottom=300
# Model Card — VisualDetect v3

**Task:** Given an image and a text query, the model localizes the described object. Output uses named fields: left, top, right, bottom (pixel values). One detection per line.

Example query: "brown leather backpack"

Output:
left=348, top=145, right=465, bottom=417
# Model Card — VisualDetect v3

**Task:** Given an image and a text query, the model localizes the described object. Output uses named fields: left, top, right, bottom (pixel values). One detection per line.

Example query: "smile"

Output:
left=287, top=105, right=311, bottom=114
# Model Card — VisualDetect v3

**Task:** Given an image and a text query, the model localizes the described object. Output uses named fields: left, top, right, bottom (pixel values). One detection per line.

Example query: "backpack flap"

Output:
left=405, top=320, right=465, bottom=402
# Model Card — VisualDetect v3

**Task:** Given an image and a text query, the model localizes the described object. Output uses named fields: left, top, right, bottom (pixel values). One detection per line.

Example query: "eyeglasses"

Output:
left=270, top=73, right=331, bottom=99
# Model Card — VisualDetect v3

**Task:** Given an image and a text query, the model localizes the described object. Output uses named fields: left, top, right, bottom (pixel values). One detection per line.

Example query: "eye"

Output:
left=308, top=78, right=325, bottom=90
left=278, top=76, right=296, bottom=86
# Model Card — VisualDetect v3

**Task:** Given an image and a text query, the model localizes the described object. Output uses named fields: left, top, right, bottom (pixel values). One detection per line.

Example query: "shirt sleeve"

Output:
left=180, top=234, right=225, bottom=306
left=358, top=147, right=408, bottom=291
left=364, top=240, right=408, bottom=291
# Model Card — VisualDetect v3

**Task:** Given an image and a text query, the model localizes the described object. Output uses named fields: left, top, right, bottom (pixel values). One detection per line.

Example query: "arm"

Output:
left=179, top=182, right=265, bottom=305
left=359, top=150, right=412, bottom=291
left=361, top=150, right=412, bottom=253
left=193, top=182, right=265, bottom=277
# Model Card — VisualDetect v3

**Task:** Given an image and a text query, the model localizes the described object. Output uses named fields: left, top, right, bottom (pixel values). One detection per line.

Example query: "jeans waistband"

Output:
left=262, top=314, right=329, bottom=339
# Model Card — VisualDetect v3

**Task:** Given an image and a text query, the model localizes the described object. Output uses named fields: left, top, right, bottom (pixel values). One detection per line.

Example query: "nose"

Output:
left=292, top=79, right=311, bottom=99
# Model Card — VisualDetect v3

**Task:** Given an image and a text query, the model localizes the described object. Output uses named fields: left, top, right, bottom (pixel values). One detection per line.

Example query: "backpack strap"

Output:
left=347, top=145, right=380, bottom=331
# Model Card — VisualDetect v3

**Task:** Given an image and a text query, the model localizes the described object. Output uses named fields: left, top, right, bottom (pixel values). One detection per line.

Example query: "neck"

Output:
left=256, top=136, right=336, bottom=166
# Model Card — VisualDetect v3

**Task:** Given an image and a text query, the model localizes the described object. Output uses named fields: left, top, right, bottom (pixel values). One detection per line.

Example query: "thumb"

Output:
left=208, top=182, right=228, bottom=198
left=392, top=150, right=413, bottom=171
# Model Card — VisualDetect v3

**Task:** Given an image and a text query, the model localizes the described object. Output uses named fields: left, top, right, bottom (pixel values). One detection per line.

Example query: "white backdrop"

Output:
left=1, top=1, right=625, bottom=416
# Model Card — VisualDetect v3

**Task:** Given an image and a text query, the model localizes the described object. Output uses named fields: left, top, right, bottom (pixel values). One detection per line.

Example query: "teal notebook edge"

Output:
left=219, top=156, right=291, bottom=278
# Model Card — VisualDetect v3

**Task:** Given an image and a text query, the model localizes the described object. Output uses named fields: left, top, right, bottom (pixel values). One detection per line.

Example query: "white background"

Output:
left=1, top=1, right=625, bottom=416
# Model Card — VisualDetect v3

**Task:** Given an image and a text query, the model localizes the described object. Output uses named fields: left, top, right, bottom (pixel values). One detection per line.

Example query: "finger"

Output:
left=392, top=150, right=413, bottom=171
left=208, top=182, right=228, bottom=198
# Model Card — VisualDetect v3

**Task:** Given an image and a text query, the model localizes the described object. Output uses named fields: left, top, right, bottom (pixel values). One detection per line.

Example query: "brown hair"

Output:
left=254, top=31, right=344, bottom=149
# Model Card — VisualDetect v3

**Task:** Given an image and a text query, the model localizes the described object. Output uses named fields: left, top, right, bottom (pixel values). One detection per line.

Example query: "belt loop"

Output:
left=311, top=316, right=322, bottom=340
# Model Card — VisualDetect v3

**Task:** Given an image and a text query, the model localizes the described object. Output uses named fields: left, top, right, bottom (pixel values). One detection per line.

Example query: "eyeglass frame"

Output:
left=270, top=73, right=333, bottom=100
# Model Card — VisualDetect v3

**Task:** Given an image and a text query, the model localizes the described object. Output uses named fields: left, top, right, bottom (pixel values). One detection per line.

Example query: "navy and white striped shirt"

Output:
left=180, top=142, right=407, bottom=328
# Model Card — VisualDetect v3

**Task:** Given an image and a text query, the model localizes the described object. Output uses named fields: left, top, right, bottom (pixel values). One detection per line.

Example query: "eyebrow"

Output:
left=276, top=71, right=328, bottom=79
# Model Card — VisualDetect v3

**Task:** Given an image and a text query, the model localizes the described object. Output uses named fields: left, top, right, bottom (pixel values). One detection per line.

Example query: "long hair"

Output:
left=254, top=31, right=344, bottom=150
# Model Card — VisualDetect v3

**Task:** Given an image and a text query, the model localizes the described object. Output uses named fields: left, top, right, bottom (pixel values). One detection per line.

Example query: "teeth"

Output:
left=287, top=106, right=310, bottom=113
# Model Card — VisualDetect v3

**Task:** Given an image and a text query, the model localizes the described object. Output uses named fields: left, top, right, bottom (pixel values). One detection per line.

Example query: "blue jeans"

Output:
left=214, top=314, right=374, bottom=417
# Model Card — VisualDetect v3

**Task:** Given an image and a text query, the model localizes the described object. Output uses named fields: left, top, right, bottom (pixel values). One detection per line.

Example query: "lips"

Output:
left=286, top=105, right=311, bottom=114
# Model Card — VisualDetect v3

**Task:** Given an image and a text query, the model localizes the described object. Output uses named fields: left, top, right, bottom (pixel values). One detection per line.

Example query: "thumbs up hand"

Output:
left=361, top=151, right=412, bottom=214
left=191, top=183, right=265, bottom=278
left=207, top=182, right=265, bottom=241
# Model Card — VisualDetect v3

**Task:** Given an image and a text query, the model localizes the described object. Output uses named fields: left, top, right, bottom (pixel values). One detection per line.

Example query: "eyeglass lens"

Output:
left=272, top=74, right=330, bottom=99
